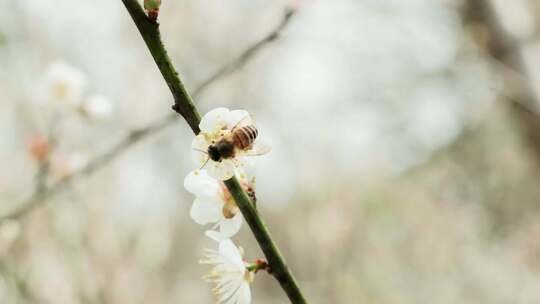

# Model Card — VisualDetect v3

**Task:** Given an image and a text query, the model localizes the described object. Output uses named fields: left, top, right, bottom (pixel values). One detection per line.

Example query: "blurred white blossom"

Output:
left=201, top=238, right=253, bottom=304
left=80, top=94, right=114, bottom=120
left=45, top=60, right=87, bottom=105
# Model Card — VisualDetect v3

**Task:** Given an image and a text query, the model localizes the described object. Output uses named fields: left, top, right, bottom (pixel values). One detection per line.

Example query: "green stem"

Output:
left=225, top=178, right=307, bottom=303
left=246, top=259, right=269, bottom=273
left=122, top=0, right=200, bottom=134
left=121, top=1, right=307, bottom=303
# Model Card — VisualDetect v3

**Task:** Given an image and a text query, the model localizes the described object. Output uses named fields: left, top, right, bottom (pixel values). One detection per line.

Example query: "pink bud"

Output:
left=144, top=0, right=161, bottom=21
left=28, top=135, right=49, bottom=162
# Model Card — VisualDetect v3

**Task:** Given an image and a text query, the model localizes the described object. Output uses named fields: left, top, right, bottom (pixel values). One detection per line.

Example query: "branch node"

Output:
left=171, top=103, right=181, bottom=114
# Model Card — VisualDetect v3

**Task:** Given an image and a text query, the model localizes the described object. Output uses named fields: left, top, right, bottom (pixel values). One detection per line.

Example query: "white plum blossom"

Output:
left=184, top=169, right=253, bottom=238
left=192, top=107, right=256, bottom=180
left=43, top=62, right=115, bottom=121
left=45, top=60, right=88, bottom=105
left=201, top=238, right=253, bottom=304
left=80, top=94, right=114, bottom=119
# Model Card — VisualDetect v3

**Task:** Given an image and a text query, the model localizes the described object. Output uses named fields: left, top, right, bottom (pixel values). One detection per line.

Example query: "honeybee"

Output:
left=201, top=116, right=270, bottom=167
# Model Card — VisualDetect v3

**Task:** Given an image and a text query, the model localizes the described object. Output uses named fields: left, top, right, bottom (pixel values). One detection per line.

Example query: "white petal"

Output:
left=191, top=134, right=210, bottom=166
left=219, top=213, right=243, bottom=238
left=219, top=239, right=245, bottom=270
left=237, top=156, right=256, bottom=168
left=190, top=197, right=222, bottom=225
left=184, top=170, right=221, bottom=197
left=236, top=283, right=252, bottom=304
left=200, top=107, right=230, bottom=133
left=46, top=60, right=87, bottom=104
left=82, top=94, right=114, bottom=119
left=205, top=230, right=229, bottom=242
left=208, top=160, right=236, bottom=180
left=226, top=110, right=252, bottom=130
left=217, top=279, right=242, bottom=304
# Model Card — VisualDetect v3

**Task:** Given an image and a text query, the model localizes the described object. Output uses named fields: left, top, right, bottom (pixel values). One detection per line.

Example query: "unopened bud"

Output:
left=28, top=135, right=49, bottom=162
left=144, top=0, right=161, bottom=21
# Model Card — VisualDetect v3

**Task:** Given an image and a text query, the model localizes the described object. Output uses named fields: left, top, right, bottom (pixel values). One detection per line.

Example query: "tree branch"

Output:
left=122, top=0, right=201, bottom=133
left=122, top=0, right=307, bottom=302
left=224, top=178, right=307, bottom=303
left=1, top=4, right=295, bottom=222
left=463, top=0, right=540, bottom=162
left=4, top=2, right=307, bottom=302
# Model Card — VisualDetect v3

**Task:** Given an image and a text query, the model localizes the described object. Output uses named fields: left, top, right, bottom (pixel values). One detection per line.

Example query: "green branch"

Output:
left=121, top=1, right=307, bottom=303
left=224, top=178, right=307, bottom=303
left=122, top=0, right=200, bottom=133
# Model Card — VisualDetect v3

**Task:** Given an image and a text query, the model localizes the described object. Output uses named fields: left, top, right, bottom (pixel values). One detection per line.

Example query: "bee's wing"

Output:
left=244, top=142, right=271, bottom=156
left=231, top=114, right=254, bottom=132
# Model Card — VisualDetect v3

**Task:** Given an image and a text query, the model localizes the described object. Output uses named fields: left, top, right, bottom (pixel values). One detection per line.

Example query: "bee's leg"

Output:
left=199, top=156, right=210, bottom=170
left=231, top=158, right=243, bottom=168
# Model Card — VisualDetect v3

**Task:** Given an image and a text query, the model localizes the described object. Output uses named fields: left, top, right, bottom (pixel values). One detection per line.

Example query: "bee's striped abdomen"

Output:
left=232, top=125, right=258, bottom=150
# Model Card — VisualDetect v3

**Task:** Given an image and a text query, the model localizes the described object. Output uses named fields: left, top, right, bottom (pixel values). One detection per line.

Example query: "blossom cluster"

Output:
left=44, top=60, right=114, bottom=120
left=27, top=61, right=114, bottom=178
left=184, top=108, right=267, bottom=304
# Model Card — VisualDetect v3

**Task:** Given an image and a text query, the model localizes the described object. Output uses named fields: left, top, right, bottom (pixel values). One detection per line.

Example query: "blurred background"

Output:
left=1, top=0, right=540, bottom=303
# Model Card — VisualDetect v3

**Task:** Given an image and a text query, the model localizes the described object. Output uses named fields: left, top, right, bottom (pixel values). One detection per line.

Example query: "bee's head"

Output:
left=207, top=145, right=221, bottom=162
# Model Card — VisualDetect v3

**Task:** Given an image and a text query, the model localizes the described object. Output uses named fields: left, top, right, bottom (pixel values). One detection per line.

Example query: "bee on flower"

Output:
left=192, top=107, right=270, bottom=180
left=201, top=238, right=255, bottom=304
left=184, top=169, right=255, bottom=238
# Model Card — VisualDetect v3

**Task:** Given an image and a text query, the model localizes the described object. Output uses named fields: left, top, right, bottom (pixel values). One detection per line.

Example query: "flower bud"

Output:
left=28, top=135, right=49, bottom=162
left=144, top=0, right=161, bottom=21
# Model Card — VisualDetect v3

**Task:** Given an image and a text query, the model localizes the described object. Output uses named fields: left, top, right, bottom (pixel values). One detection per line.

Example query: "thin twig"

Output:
left=12, top=119, right=58, bottom=221
left=401, top=2, right=540, bottom=178
left=193, top=8, right=295, bottom=96
left=122, top=0, right=201, bottom=132
left=1, top=7, right=295, bottom=222
left=121, top=1, right=307, bottom=302
left=463, top=0, right=540, bottom=161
